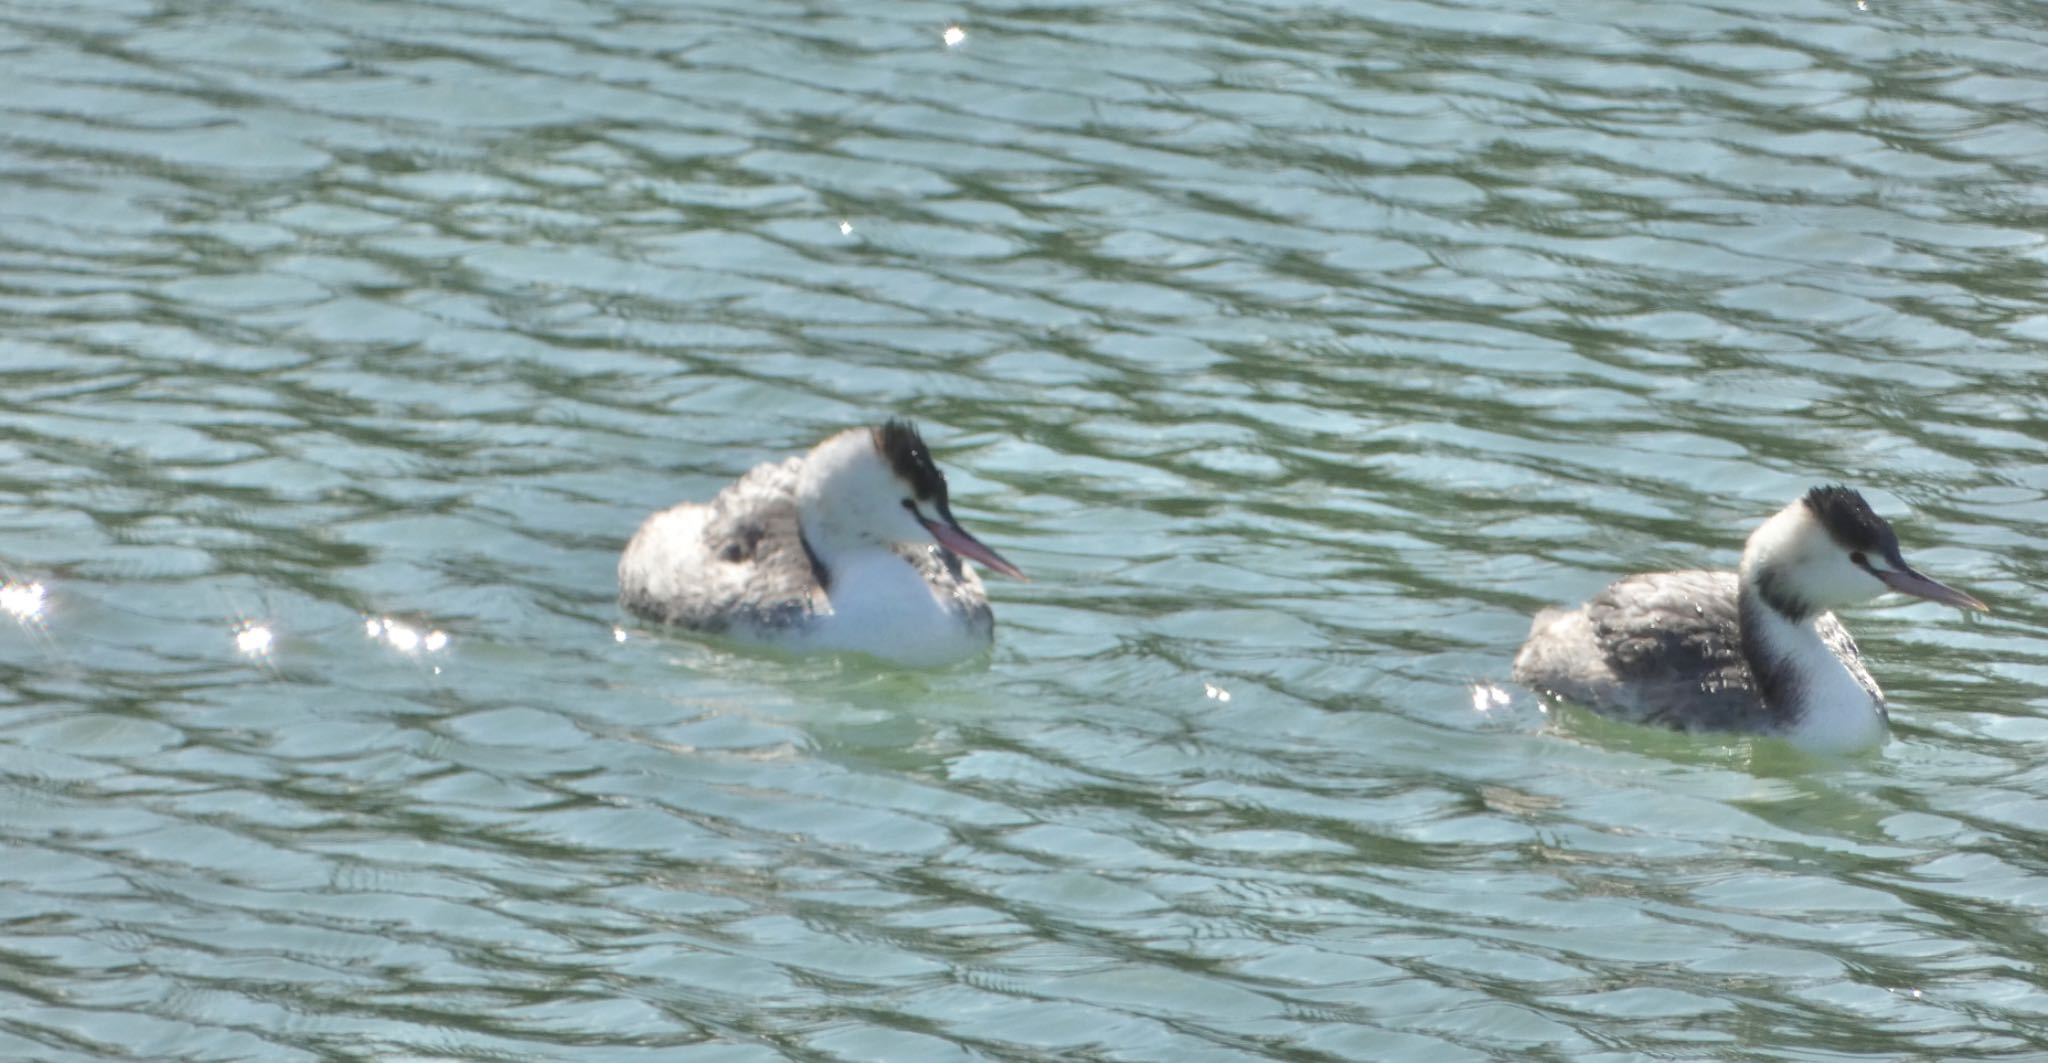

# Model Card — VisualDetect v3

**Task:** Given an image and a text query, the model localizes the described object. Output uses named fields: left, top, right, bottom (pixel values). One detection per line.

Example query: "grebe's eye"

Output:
left=1850, top=551, right=1867, bottom=567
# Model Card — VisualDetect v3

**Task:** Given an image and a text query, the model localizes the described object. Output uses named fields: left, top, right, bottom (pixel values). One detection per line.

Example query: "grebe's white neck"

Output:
left=1733, top=580, right=1885, bottom=753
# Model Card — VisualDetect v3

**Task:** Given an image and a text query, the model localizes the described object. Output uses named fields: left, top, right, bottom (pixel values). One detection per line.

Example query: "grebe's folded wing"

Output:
left=622, top=457, right=824, bottom=632
left=696, top=457, right=825, bottom=627
left=1579, top=570, right=1773, bottom=733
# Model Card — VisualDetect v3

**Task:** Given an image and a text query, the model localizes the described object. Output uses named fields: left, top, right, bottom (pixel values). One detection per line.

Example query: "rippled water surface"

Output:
left=5, top=0, right=2048, bottom=1058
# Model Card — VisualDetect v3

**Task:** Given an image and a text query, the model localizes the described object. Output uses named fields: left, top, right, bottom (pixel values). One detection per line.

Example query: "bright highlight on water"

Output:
left=0, top=581, right=46, bottom=622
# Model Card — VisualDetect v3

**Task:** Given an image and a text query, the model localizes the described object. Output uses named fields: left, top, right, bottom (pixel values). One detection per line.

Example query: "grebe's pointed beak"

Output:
left=1876, top=565, right=1987, bottom=613
left=922, top=516, right=1027, bottom=581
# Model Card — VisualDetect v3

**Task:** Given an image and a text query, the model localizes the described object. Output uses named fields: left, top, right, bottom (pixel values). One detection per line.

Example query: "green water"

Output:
left=2, top=0, right=2046, bottom=1059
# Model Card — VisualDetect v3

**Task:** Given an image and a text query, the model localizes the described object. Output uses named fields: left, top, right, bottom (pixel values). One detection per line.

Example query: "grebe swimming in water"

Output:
left=619, top=420, right=1025, bottom=667
left=1513, top=486, right=1986, bottom=753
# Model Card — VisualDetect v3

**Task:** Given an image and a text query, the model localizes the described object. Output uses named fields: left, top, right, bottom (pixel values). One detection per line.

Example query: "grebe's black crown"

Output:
left=874, top=419, right=948, bottom=506
left=1802, top=485, right=1900, bottom=559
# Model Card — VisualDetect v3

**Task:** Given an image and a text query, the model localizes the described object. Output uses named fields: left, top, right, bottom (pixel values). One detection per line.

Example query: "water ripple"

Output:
left=3, top=0, right=2048, bottom=1058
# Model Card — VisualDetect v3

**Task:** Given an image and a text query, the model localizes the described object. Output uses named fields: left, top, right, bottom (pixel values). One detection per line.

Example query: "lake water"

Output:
left=3, top=0, right=2047, bottom=1059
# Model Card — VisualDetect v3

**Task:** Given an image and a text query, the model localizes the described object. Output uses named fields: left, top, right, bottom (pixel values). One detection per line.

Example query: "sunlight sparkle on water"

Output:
left=1471, top=682, right=1512, bottom=715
left=235, top=624, right=274, bottom=657
left=943, top=25, right=965, bottom=47
left=0, top=581, right=46, bottom=621
left=838, top=219, right=853, bottom=236
left=1203, top=681, right=1231, bottom=703
left=366, top=616, right=449, bottom=657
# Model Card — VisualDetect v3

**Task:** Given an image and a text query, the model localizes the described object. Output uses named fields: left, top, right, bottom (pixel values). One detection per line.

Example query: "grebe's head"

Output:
left=1740, top=485, right=1984, bottom=620
left=796, top=420, right=1025, bottom=580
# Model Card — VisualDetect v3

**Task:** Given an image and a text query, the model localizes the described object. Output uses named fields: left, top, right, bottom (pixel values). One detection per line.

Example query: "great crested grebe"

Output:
left=1513, top=486, right=1985, bottom=753
left=619, top=420, right=1025, bottom=667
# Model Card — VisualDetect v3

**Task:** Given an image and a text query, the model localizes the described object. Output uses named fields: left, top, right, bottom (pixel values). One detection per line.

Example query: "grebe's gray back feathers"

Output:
left=619, top=455, right=823, bottom=633
left=1586, top=571, right=1758, bottom=730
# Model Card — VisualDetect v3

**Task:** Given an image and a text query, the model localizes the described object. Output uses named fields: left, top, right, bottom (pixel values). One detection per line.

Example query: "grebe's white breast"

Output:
left=794, top=541, right=995, bottom=666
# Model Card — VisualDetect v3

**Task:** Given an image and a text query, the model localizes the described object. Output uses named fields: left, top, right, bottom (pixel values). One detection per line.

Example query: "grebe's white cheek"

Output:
left=896, top=498, right=938, bottom=545
left=1812, top=549, right=1883, bottom=608
left=1845, top=556, right=1896, bottom=602
left=869, top=481, right=934, bottom=548
left=837, top=459, right=901, bottom=537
